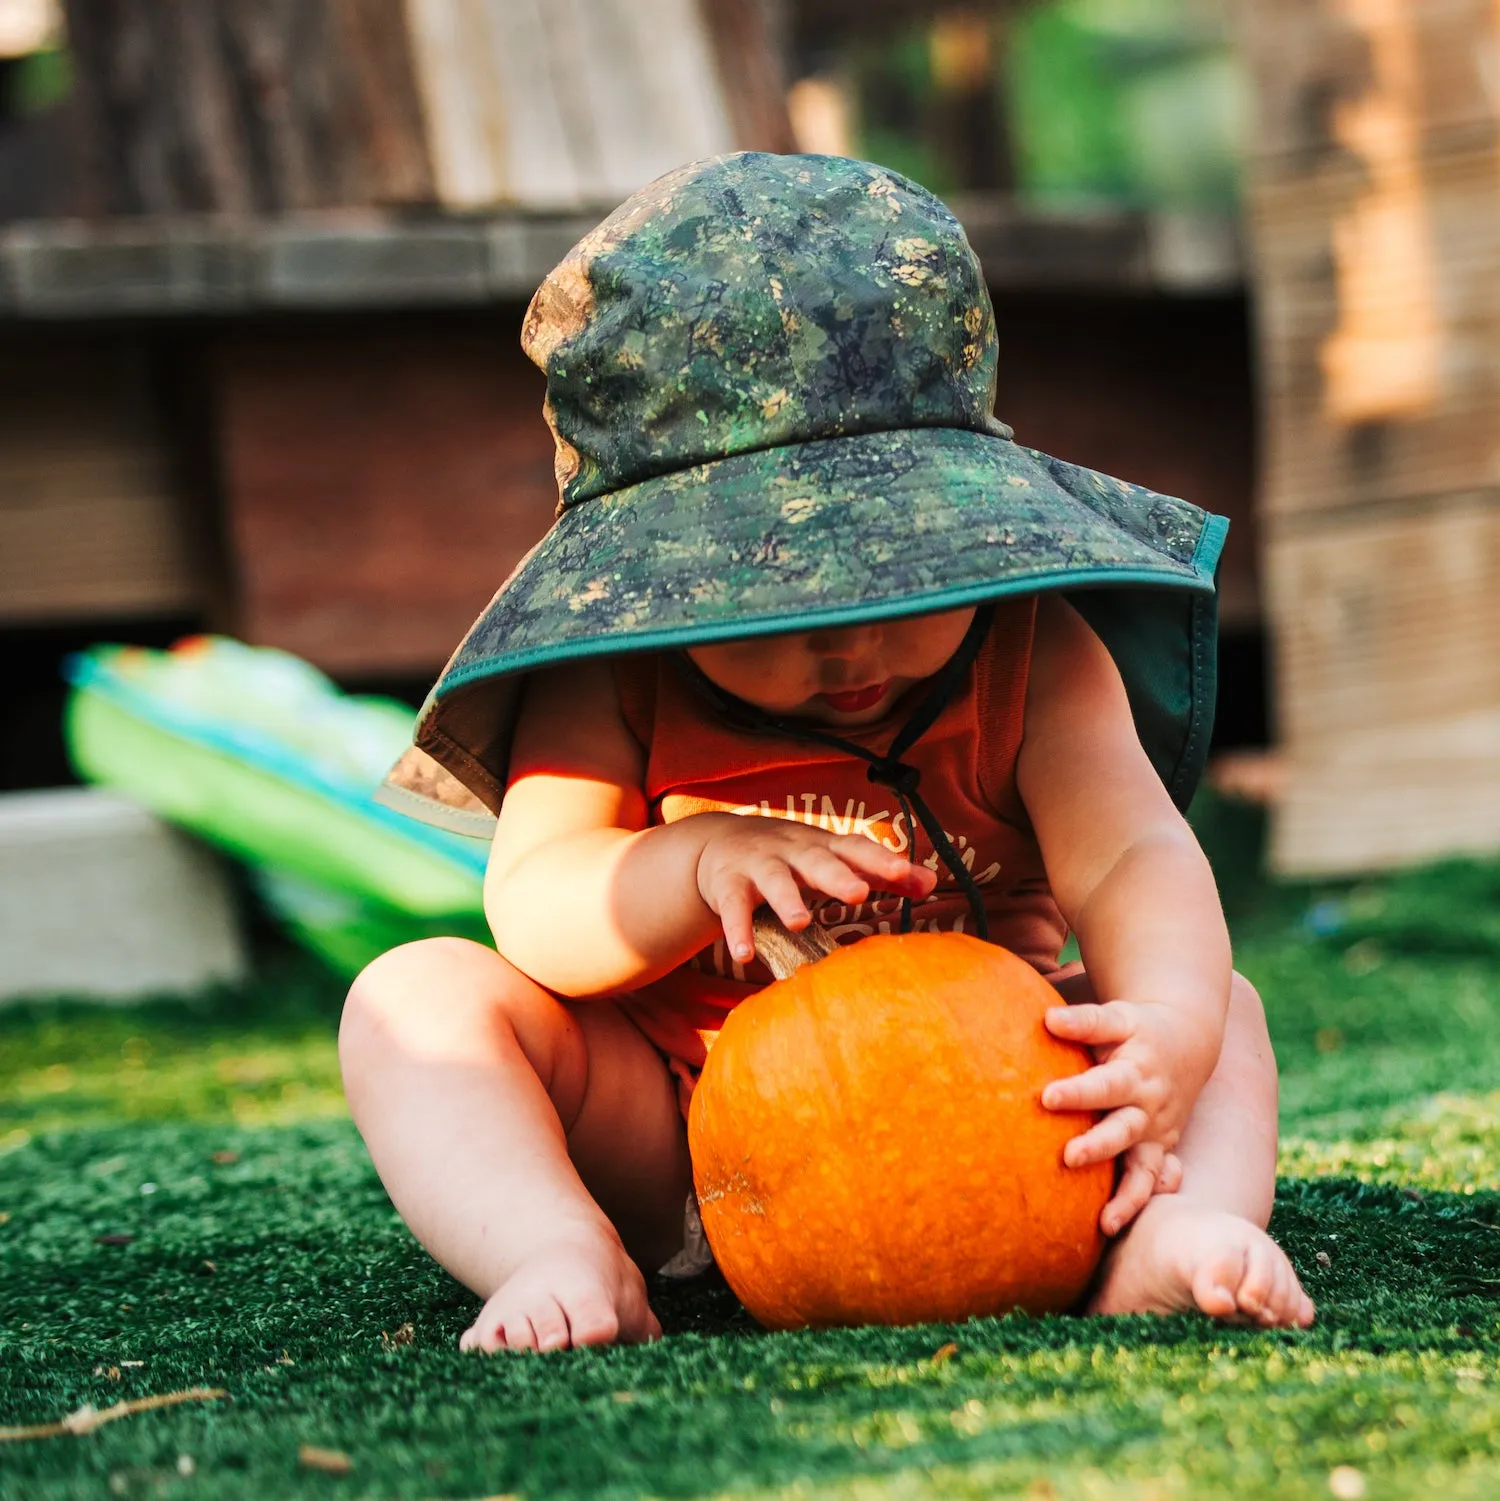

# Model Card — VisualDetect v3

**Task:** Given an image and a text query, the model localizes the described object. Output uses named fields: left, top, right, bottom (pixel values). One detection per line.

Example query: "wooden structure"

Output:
left=61, top=0, right=784, bottom=214
left=0, top=203, right=1255, bottom=679
left=1239, top=0, right=1500, bottom=873
left=1, top=0, right=1259, bottom=782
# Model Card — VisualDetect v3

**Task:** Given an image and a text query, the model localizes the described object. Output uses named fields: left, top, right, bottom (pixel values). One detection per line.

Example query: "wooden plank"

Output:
left=1266, top=497, right=1500, bottom=746
left=1242, top=0, right=1500, bottom=871
left=212, top=328, right=560, bottom=676
left=1237, top=0, right=1500, bottom=173
left=1265, top=497, right=1500, bottom=873
left=402, top=0, right=511, bottom=208
left=570, top=0, right=739, bottom=194
left=696, top=0, right=795, bottom=155
left=397, top=0, right=742, bottom=212
left=1245, top=113, right=1500, bottom=520
left=325, top=0, right=436, bottom=206
left=62, top=0, right=436, bottom=213
left=0, top=202, right=1245, bottom=320
left=0, top=341, right=200, bottom=621
left=1273, top=716, right=1500, bottom=874
left=469, top=0, right=585, bottom=208
left=64, top=0, right=253, bottom=215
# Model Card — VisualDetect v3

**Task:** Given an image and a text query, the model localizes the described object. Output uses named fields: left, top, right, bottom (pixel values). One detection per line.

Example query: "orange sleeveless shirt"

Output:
left=611, top=598, right=1068, bottom=1070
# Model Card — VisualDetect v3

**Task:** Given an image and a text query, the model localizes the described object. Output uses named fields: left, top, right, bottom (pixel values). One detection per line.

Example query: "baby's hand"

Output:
left=697, top=817, right=937, bottom=964
left=1040, top=999, right=1219, bottom=1235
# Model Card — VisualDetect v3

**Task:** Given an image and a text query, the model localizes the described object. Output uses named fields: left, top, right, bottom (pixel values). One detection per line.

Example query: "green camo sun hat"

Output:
left=380, top=152, right=1227, bottom=838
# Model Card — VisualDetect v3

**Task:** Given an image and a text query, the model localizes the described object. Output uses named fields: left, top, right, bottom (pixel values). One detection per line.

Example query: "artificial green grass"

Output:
left=0, top=954, right=344, bottom=1142
left=6, top=804, right=1500, bottom=1499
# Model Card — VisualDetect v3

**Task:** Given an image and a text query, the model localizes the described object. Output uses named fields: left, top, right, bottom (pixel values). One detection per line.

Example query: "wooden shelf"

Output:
left=0, top=199, right=1243, bottom=320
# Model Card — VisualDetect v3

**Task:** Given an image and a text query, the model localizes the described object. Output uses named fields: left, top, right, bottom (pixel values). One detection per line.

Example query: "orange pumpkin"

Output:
left=687, top=923, right=1111, bottom=1329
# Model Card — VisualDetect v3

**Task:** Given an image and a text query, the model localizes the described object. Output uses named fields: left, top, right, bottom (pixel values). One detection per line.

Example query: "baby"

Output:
left=341, top=153, right=1314, bottom=1351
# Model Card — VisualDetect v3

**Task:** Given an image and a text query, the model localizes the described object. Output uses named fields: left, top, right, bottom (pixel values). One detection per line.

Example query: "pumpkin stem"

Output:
left=751, top=909, right=839, bottom=980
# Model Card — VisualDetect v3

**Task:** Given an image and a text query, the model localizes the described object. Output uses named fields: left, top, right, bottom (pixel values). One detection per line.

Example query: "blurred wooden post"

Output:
left=1238, top=0, right=1500, bottom=874
left=699, top=0, right=797, bottom=154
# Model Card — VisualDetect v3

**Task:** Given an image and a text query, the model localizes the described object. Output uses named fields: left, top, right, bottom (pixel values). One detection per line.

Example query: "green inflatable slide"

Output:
left=65, top=636, right=490, bottom=977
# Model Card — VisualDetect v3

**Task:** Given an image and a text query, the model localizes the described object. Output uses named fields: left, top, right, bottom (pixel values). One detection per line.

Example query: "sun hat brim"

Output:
left=393, top=424, right=1226, bottom=830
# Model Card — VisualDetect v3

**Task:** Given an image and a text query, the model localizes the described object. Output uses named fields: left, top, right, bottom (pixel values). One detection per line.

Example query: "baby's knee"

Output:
left=1217, top=970, right=1277, bottom=1094
left=340, top=937, right=578, bottom=1089
left=1227, top=971, right=1271, bottom=1045
left=343, top=935, right=487, bottom=1033
left=341, top=937, right=530, bottom=1065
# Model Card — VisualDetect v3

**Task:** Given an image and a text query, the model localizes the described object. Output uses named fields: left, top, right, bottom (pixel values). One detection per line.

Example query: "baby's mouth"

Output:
left=816, top=681, right=891, bottom=713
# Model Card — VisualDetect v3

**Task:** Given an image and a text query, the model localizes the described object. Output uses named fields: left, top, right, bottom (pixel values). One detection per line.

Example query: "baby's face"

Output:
left=686, top=607, right=977, bottom=728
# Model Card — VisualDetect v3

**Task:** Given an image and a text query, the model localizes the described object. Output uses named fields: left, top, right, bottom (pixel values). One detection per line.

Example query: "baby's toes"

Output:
left=1233, top=1238, right=1315, bottom=1328
left=1189, top=1249, right=1245, bottom=1321
left=1262, top=1252, right=1316, bottom=1329
left=528, top=1295, right=572, bottom=1353
left=1232, top=1239, right=1279, bottom=1323
left=462, top=1295, right=536, bottom=1354
left=559, top=1289, right=623, bottom=1348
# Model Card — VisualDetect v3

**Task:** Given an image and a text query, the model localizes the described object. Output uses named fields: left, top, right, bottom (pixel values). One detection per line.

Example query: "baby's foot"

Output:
left=1088, top=1197, right=1315, bottom=1328
left=459, top=1233, right=661, bottom=1353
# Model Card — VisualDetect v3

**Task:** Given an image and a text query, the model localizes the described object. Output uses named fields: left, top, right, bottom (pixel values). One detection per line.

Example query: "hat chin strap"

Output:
left=673, top=605, right=996, bottom=942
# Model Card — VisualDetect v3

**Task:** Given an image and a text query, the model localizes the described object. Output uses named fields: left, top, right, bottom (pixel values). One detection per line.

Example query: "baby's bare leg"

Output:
left=1052, top=969, right=1313, bottom=1327
left=339, top=937, right=691, bottom=1352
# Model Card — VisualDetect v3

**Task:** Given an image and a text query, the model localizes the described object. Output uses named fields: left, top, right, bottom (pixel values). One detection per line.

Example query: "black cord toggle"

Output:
left=672, top=604, right=998, bottom=942
left=866, top=759, right=921, bottom=798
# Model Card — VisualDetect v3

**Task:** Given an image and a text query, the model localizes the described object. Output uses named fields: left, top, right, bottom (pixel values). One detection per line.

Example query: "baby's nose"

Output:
left=806, top=623, right=881, bottom=659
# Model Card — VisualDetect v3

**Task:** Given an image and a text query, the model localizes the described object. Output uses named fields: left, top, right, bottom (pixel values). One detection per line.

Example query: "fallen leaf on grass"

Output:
left=95, top=1234, right=134, bottom=1247
left=381, top=1323, right=415, bottom=1350
left=0, top=1387, right=226, bottom=1442
left=931, top=1342, right=959, bottom=1364
left=211, top=1151, right=239, bottom=1166
left=299, top=1444, right=353, bottom=1474
left=93, top=1367, right=121, bottom=1381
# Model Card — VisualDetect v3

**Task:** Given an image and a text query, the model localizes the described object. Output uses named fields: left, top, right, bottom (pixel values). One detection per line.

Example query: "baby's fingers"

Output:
left=1100, top=1143, right=1165, bottom=1236
left=787, top=847, right=871, bottom=906
left=708, top=876, right=760, bottom=965
left=751, top=862, right=814, bottom=934
left=1155, top=1152, right=1184, bottom=1196
left=1041, top=1057, right=1140, bottom=1115
left=828, top=837, right=937, bottom=898
left=1045, top=1001, right=1138, bottom=1047
left=1059, top=1104, right=1148, bottom=1169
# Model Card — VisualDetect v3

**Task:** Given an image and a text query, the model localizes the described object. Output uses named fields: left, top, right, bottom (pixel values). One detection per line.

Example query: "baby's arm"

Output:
left=484, top=661, right=935, bottom=996
left=1016, top=597, right=1231, bottom=1222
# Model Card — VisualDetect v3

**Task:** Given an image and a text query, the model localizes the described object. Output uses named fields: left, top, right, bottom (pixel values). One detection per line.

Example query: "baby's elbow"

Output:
left=482, top=882, right=530, bottom=972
